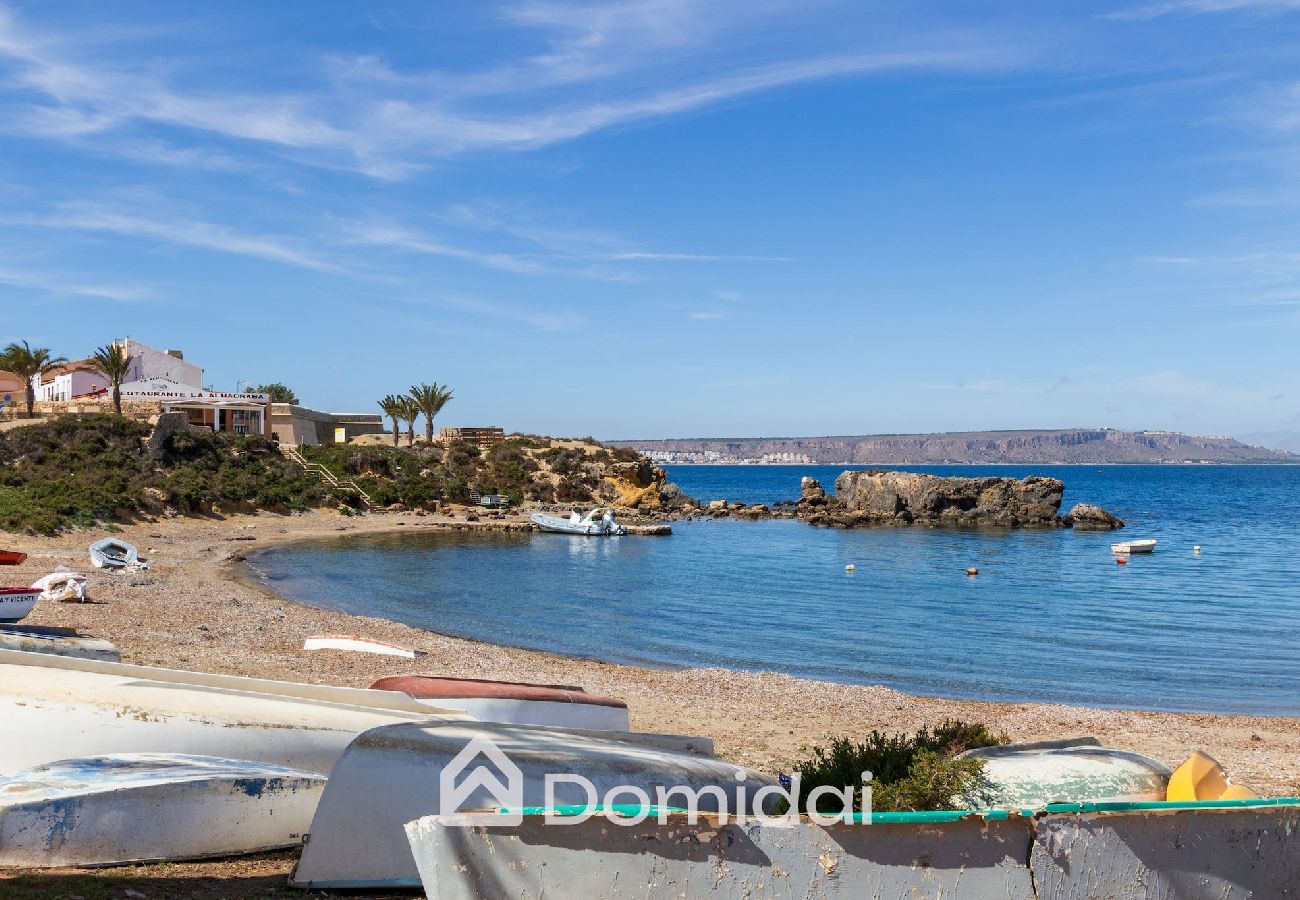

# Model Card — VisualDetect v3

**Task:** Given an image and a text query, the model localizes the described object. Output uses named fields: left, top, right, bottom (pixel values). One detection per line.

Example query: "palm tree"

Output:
left=409, top=382, right=454, bottom=444
left=89, top=343, right=133, bottom=416
left=0, top=341, right=66, bottom=418
left=378, top=395, right=405, bottom=447
left=396, top=396, right=421, bottom=447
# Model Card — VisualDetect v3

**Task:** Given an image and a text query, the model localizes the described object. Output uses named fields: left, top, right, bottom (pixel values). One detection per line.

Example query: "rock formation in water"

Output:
left=794, top=471, right=1123, bottom=529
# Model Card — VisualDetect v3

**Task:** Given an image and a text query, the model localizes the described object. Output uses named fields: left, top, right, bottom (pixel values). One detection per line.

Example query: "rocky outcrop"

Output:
left=1064, top=502, right=1125, bottom=530
left=146, top=412, right=194, bottom=461
left=795, top=470, right=1122, bottom=529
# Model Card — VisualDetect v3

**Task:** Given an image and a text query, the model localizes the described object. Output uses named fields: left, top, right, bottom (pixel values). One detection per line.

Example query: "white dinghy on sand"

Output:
left=88, top=538, right=138, bottom=569
left=0, top=754, right=324, bottom=868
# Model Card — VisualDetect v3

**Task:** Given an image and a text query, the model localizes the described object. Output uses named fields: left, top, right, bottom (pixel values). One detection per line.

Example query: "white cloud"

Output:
left=0, top=266, right=149, bottom=301
left=1105, top=0, right=1300, bottom=20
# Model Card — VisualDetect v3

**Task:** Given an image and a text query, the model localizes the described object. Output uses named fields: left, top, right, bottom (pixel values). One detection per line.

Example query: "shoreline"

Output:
left=3, top=508, right=1296, bottom=794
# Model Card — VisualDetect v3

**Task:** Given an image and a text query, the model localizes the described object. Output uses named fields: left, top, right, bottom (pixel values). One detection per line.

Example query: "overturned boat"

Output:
left=0, top=586, right=40, bottom=623
left=0, top=647, right=465, bottom=775
left=959, top=737, right=1171, bottom=808
left=0, top=626, right=119, bottom=662
left=88, top=538, right=138, bottom=569
left=406, top=798, right=1300, bottom=900
left=291, top=720, right=770, bottom=889
left=0, top=754, right=324, bottom=867
left=531, top=507, right=627, bottom=536
left=304, top=634, right=423, bottom=659
left=371, top=676, right=630, bottom=731
left=0, top=549, right=26, bottom=566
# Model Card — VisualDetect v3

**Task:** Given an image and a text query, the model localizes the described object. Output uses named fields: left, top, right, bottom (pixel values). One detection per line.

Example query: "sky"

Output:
left=1, top=1, right=1300, bottom=442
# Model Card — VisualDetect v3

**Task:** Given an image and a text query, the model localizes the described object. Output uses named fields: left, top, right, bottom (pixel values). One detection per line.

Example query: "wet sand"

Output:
left=2, top=508, right=1297, bottom=893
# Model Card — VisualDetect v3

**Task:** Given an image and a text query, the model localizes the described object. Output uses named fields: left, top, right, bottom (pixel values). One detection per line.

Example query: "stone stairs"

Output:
left=279, top=444, right=376, bottom=510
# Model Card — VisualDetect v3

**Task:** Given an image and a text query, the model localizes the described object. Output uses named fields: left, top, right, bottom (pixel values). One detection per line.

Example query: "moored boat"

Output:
left=371, top=675, right=630, bottom=731
left=291, top=720, right=766, bottom=889
left=1111, top=539, right=1157, bottom=554
left=0, top=587, right=41, bottom=623
left=531, top=507, right=627, bottom=536
left=88, top=537, right=138, bottom=568
left=0, top=550, right=27, bottom=566
left=0, top=753, right=324, bottom=867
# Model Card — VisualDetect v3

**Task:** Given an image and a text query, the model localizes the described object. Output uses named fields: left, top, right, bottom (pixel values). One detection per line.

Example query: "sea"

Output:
left=247, top=465, right=1300, bottom=716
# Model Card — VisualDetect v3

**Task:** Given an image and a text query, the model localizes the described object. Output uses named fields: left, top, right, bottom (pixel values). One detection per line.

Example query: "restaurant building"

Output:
left=119, top=378, right=271, bottom=436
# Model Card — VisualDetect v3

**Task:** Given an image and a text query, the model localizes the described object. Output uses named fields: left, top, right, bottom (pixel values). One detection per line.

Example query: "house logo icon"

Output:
left=438, top=736, right=524, bottom=825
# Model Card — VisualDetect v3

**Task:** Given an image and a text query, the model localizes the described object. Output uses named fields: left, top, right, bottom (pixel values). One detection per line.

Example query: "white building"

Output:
left=118, top=339, right=203, bottom=389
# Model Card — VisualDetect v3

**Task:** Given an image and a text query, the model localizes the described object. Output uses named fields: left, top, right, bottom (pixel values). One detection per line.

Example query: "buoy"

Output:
left=966, top=567, right=979, bottom=576
left=845, top=564, right=855, bottom=573
left=1116, top=557, right=1127, bottom=565
left=1193, top=545, right=1201, bottom=553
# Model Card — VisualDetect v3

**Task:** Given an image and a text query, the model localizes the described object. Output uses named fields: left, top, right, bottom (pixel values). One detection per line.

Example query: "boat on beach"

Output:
left=304, top=634, right=424, bottom=659
left=0, top=625, right=119, bottom=662
left=1112, top=539, right=1157, bottom=554
left=371, top=675, right=630, bottom=731
left=0, top=754, right=325, bottom=868
left=0, top=550, right=26, bottom=566
left=88, top=537, right=138, bottom=569
left=531, top=507, right=627, bottom=536
left=0, top=587, right=41, bottom=623
left=959, top=738, right=1171, bottom=808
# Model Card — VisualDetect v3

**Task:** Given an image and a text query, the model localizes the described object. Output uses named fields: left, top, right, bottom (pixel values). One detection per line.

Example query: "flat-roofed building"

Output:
left=120, top=378, right=271, bottom=436
left=33, top=359, right=109, bottom=402
left=439, top=426, right=505, bottom=449
left=270, top=404, right=385, bottom=446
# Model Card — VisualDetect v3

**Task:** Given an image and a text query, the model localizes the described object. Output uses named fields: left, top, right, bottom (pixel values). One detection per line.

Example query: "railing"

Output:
left=279, top=444, right=376, bottom=510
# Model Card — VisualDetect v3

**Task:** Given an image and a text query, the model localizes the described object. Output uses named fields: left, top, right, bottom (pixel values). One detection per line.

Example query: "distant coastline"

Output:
left=611, top=427, right=1299, bottom=466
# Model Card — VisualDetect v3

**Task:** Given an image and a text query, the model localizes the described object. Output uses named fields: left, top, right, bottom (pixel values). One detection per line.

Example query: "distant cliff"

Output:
left=611, top=429, right=1299, bottom=465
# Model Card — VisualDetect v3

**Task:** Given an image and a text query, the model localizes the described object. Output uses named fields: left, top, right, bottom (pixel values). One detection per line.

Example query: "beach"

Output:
left=3, top=508, right=1299, bottom=892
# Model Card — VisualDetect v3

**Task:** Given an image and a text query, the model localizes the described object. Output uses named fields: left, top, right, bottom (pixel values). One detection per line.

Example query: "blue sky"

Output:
left=1, top=1, right=1299, bottom=441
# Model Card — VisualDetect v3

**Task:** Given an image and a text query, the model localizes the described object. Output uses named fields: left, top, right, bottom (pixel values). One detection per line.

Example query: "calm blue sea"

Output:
left=248, top=465, right=1300, bottom=715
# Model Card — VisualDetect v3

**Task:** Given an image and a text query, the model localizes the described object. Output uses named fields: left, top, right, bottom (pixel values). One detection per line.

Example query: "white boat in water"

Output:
left=88, top=537, right=138, bottom=568
left=291, top=720, right=769, bottom=889
left=0, top=587, right=40, bottom=623
left=530, top=507, right=627, bottom=536
left=0, top=647, right=464, bottom=775
left=0, top=754, right=325, bottom=868
left=1112, top=539, right=1157, bottom=554
left=371, top=675, right=630, bottom=731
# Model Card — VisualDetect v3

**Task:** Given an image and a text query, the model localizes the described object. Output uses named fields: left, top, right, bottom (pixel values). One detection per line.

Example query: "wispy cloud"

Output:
left=1105, top=0, right=1300, bottom=21
left=0, top=266, right=150, bottom=301
left=689, top=310, right=725, bottom=320
left=602, top=251, right=793, bottom=262
left=344, top=221, right=552, bottom=274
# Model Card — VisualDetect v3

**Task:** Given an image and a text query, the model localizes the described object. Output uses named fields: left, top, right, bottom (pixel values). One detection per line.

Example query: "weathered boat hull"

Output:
left=0, top=626, right=119, bottom=662
left=88, top=538, right=138, bottom=568
left=291, top=720, right=762, bottom=889
left=0, top=754, right=324, bottom=867
left=0, top=648, right=462, bottom=775
left=372, top=675, right=631, bottom=731
left=961, top=738, right=1171, bottom=808
left=0, top=550, right=26, bottom=566
left=406, top=800, right=1300, bottom=900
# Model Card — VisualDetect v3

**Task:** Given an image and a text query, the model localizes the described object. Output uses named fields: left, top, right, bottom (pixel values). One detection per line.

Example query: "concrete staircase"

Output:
left=279, top=444, right=376, bottom=510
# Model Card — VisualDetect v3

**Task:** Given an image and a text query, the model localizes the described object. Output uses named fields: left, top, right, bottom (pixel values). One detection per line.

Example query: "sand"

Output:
left=1, top=508, right=1298, bottom=894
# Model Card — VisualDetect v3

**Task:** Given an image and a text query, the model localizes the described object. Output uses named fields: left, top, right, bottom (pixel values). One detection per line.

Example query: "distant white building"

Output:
left=118, top=339, right=203, bottom=388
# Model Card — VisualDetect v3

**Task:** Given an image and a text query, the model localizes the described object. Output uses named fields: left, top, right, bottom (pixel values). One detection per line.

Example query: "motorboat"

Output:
left=0, top=550, right=26, bottom=566
left=530, top=507, right=627, bottom=536
left=0, top=754, right=325, bottom=867
left=958, top=738, right=1171, bottom=808
left=291, top=720, right=769, bottom=889
left=0, top=625, right=119, bottom=662
left=371, top=675, right=630, bottom=731
left=88, top=537, right=138, bottom=569
left=1111, top=539, right=1157, bottom=554
left=0, top=587, right=40, bottom=624
left=0, top=647, right=466, bottom=775
left=405, top=799, right=1300, bottom=900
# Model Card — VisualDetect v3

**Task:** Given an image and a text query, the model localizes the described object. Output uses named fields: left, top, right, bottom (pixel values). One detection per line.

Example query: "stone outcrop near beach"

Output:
left=795, top=471, right=1122, bottom=529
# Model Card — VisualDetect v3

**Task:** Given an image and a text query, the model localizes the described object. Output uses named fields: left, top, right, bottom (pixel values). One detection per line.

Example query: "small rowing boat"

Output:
left=531, top=507, right=627, bottom=536
left=0, top=626, right=119, bottom=662
left=371, top=675, right=630, bottom=731
left=0, top=587, right=40, bottom=624
left=88, top=537, right=138, bottom=569
left=304, top=635, right=424, bottom=659
left=0, top=550, right=26, bottom=566
left=1111, top=539, right=1157, bottom=554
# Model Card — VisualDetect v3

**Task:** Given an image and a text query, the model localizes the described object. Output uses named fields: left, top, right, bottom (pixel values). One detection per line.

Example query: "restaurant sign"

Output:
left=120, top=378, right=269, bottom=403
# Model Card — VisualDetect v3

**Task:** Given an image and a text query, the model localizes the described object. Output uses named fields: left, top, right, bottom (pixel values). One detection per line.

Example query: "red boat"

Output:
left=0, top=551, right=27, bottom=566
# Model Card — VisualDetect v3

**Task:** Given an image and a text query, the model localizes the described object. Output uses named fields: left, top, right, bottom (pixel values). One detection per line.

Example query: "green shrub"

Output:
left=791, top=720, right=1007, bottom=813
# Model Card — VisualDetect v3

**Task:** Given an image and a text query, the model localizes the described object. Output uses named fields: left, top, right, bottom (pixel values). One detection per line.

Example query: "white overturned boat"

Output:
left=0, top=586, right=40, bottom=623
left=531, top=507, right=627, bottom=536
left=1112, top=538, right=1157, bottom=554
left=0, top=647, right=464, bottom=775
left=959, top=738, right=1170, bottom=808
left=0, top=626, right=119, bottom=662
left=371, top=675, right=630, bottom=731
left=0, top=754, right=324, bottom=867
left=291, top=720, right=770, bottom=889
left=304, top=634, right=423, bottom=659
left=88, top=537, right=138, bottom=569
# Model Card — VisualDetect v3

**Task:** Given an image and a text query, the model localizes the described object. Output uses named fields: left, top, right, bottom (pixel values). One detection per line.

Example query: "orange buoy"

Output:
left=966, top=567, right=979, bottom=576
left=1116, top=557, right=1127, bottom=565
